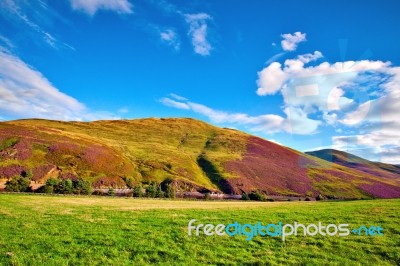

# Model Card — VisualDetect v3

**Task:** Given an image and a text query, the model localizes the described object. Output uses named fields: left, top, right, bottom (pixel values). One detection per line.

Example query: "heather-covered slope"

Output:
left=1, top=118, right=400, bottom=198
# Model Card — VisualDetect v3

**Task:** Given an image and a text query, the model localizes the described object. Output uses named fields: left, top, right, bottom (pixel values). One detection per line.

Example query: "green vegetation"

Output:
left=1, top=118, right=399, bottom=199
left=132, top=184, right=143, bottom=197
left=5, top=176, right=30, bottom=192
left=0, top=194, right=398, bottom=265
left=0, top=118, right=249, bottom=192
left=248, top=191, right=266, bottom=201
left=0, top=137, right=19, bottom=151
left=36, top=178, right=93, bottom=195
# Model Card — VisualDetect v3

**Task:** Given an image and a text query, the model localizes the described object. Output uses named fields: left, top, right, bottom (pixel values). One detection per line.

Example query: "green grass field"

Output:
left=0, top=194, right=398, bottom=265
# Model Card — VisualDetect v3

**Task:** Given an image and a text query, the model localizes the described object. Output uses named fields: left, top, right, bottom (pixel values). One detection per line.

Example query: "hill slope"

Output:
left=1, top=118, right=400, bottom=199
left=306, top=149, right=400, bottom=179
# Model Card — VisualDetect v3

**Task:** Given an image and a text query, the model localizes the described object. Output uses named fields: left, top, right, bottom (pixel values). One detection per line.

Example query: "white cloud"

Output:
left=255, top=47, right=400, bottom=162
left=257, top=54, right=390, bottom=116
left=184, top=13, right=212, bottom=56
left=160, top=29, right=180, bottom=51
left=161, top=96, right=291, bottom=134
left=284, top=106, right=321, bottom=134
left=281, top=32, right=306, bottom=51
left=0, top=0, right=73, bottom=50
left=70, top=0, right=133, bottom=16
left=297, top=51, right=323, bottom=64
left=187, top=102, right=285, bottom=133
left=327, top=66, right=400, bottom=163
left=256, top=62, right=287, bottom=95
left=340, top=100, right=372, bottom=125
left=0, top=49, right=117, bottom=121
left=160, top=98, right=190, bottom=110
left=0, top=35, right=14, bottom=49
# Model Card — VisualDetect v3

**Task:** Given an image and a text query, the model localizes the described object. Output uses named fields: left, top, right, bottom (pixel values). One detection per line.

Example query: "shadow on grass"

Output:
left=197, top=154, right=234, bottom=194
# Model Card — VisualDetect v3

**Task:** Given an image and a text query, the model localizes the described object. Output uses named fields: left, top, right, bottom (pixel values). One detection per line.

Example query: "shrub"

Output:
left=74, top=178, right=93, bottom=195
left=44, top=185, right=54, bottom=194
left=241, top=192, right=250, bottom=200
left=40, top=178, right=59, bottom=194
left=56, top=179, right=74, bottom=194
left=165, top=184, right=175, bottom=199
left=108, top=187, right=115, bottom=196
left=5, top=175, right=30, bottom=192
left=305, top=197, right=311, bottom=201
left=123, top=176, right=135, bottom=189
left=155, top=186, right=164, bottom=198
left=133, top=184, right=143, bottom=197
left=249, top=191, right=266, bottom=201
left=145, top=182, right=157, bottom=198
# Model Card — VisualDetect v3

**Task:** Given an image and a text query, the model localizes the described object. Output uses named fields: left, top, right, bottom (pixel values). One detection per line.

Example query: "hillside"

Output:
left=1, top=118, right=400, bottom=199
left=306, top=149, right=400, bottom=179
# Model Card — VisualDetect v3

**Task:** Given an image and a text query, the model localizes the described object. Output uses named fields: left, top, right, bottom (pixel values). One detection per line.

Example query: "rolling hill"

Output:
left=1, top=118, right=400, bottom=199
left=306, top=149, right=400, bottom=180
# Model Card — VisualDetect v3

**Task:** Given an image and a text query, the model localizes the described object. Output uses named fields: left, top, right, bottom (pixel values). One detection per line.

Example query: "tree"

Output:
left=56, top=179, right=73, bottom=194
left=155, top=186, right=164, bottom=198
left=145, top=182, right=157, bottom=198
left=123, top=176, right=135, bottom=189
left=133, top=184, right=143, bottom=197
left=241, top=192, right=250, bottom=201
left=74, top=178, right=92, bottom=195
left=5, top=175, right=30, bottom=192
left=249, top=191, right=265, bottom=201
left=41, top=177, right=59, bottom=194
left=161, top=178, right=176, bottom=199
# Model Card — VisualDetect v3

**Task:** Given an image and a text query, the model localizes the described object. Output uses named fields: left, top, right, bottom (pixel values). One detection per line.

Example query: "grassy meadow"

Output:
left=0, top=194, right=399, bottom=265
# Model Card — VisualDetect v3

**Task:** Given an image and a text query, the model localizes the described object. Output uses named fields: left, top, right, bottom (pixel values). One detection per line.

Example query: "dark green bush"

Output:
left=145, top=182, right=157, bottom=197
left=165, top=184, right=175, bottom=199
left=155, top=186, right=164, bottom=198
left=74, top=178, right=92, bottom=195
left=249, top=191, right=266, bottom=201
left=5, top=175, right=30, bottom=192
left=241, top=192, right=250, bottom=200
left=56, top=179, right=74, bottom=194
left=133, top=184, right=143, bottom=197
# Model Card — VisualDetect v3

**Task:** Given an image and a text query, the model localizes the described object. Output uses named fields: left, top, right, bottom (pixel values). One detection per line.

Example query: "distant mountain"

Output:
left=1, top=118, right=400, bottom=199
left=306, top=149, right=400, bottom=178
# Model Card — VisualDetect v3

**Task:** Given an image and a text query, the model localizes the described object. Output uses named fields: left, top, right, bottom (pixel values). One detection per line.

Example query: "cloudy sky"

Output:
left=0, top=0, right=400, bottom=163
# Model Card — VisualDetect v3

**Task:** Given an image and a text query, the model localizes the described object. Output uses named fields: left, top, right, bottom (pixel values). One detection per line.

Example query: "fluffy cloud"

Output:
left=257, top=62, right=287, bottom=95
left=70, top=0, right=133, bottom=16
left=281, top=32, right=306, bottom=51
left=160, top=29, right=180, bottom=51
left=184, top=13, right=212, bottom=56
left=256, top=52, right=390, bottom=116
left=255, top=42, right=400, bottom=162
left=284, top=106, right=321, bottom=134
left=331, top=66, right=400, bottom=163
left=0, top=49, right=117, bottom=121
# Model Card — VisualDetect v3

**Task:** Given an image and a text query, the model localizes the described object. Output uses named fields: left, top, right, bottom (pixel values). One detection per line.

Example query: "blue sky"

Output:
left=1, top=0, right=400, bottom=163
